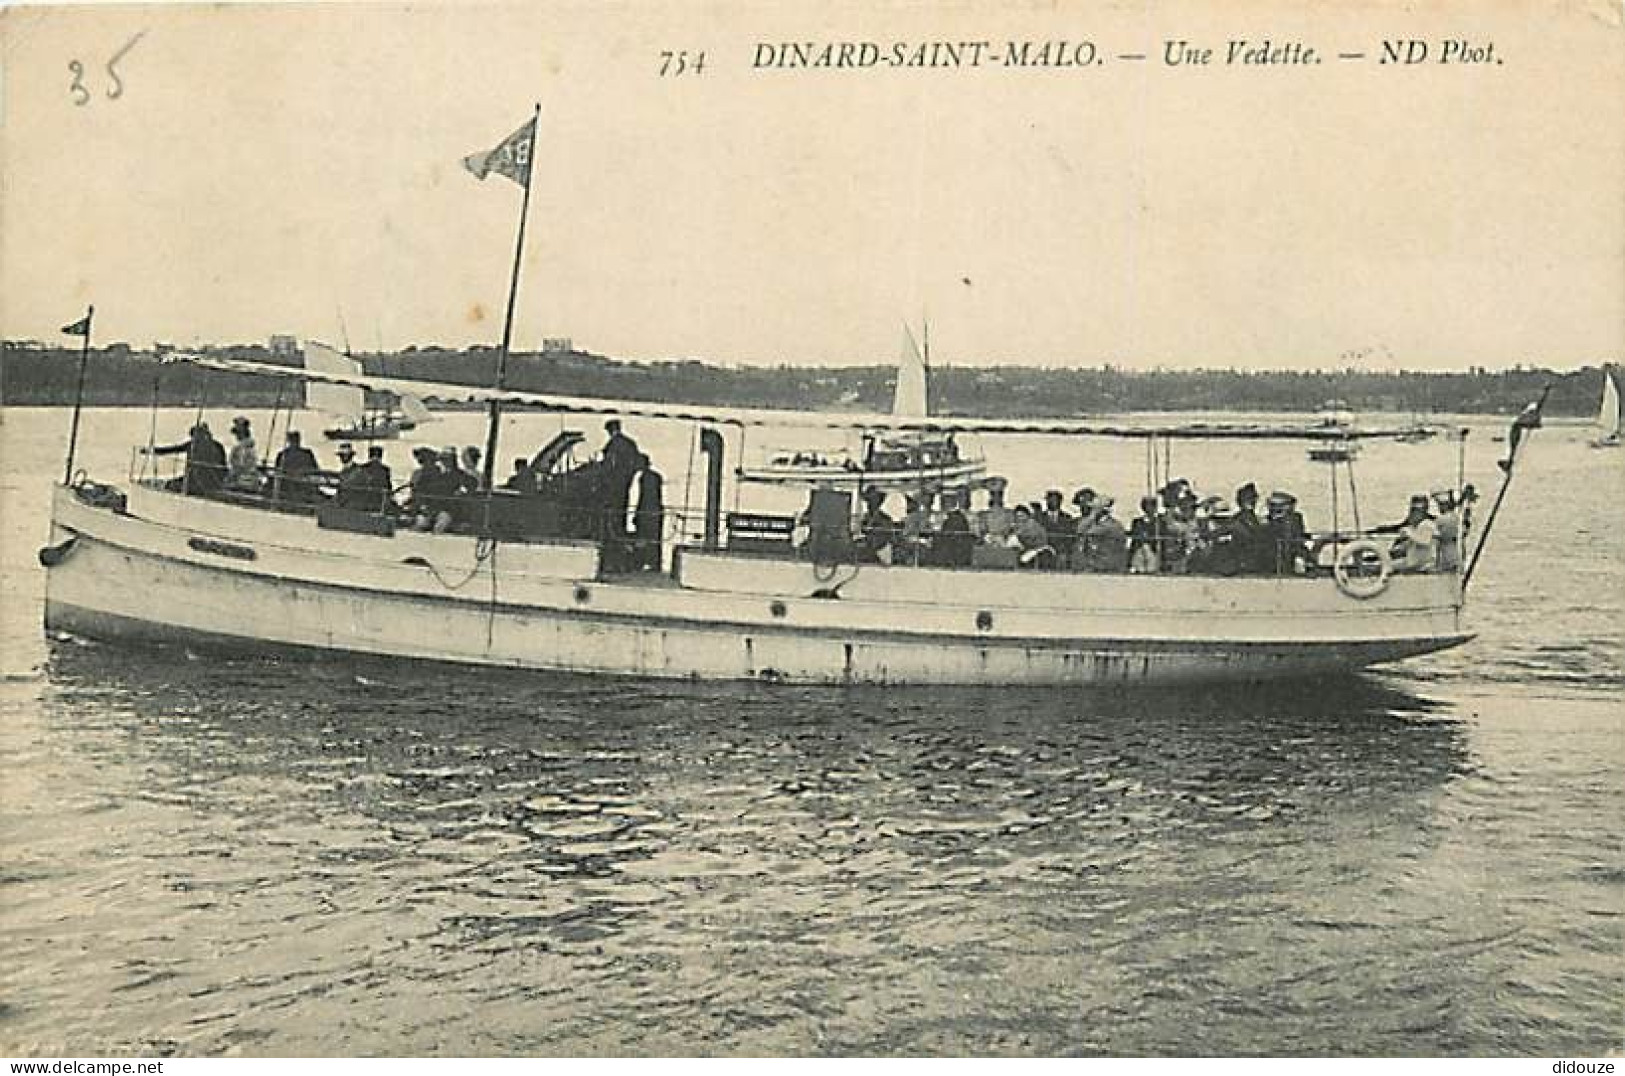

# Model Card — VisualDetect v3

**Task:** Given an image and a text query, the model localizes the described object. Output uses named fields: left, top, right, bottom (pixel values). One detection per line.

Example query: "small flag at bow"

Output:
left=463, top=116, right=536, bottom=189
left=1498, top=383, right=1552, bottom=473
left=61, top=313, right=92, bottom=336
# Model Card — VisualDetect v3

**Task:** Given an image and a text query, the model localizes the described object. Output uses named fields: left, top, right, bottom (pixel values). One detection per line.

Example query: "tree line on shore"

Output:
left=1, top=339, right=1609, bottom=417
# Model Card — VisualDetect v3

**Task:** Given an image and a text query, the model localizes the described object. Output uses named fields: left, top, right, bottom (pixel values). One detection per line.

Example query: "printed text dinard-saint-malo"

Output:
left=748, top=38, right=1501, bottom=70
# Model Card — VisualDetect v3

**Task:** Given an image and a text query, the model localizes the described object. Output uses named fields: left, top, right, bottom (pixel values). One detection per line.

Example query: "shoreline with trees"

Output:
left=2, top=339, right=1609, bottom=417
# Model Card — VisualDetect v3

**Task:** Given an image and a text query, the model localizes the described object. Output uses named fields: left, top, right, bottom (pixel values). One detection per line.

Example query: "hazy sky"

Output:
left=2, top=1, right=1621, bottom=371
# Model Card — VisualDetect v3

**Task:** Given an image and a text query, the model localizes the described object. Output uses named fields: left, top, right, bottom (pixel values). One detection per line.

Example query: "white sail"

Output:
left=302, top=340, right=366, bottom=419
left=892, top=324, right=928, bottom=418
left=1597, top=364, right=1622, bottom=437
left=398, top=392, right=433, bottom=425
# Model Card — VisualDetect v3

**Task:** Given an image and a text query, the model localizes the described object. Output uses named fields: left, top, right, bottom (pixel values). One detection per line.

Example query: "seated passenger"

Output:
left=932, top=490, right=975, bottom=568
left=1265, top=490, right=1310, bottom=574
left=271, top=430, right=321, bottom=504
left=1039, top=490, right=1077, bottom=564
left=1431, top=488, right=1462, bottom=572
left=224, top=416, right=261, bottom=493
left=973, top=478, right=1016, bottom=545
left=434, top=446, right=478, bottom=531
left=896, top=493, right=932, bottom=567
left=146, top=421, right=228, bottom=498
left=461, top=446, right=485, bottom=491
left=1229, top=482, right=1273, bottom=575
left=502, top=457, right=537, bottom=494
left=1071, top=487, right=1096, bottom=521
left=1075, top=496, right=1128, bottom=572
left=1376, top=493, right=1437, bottom=572
left=1128, top=496, right=1162, bottom=574
left=332, top=442, right=372, bottom=510
left=359, top=445, right=393, bottom=512
left=857, top=487, right=898, bottom=564
left=1159, top=489, right=1199, bottom=573
left=1012, top=505, right=1055, bottom=569
left=1188, top=497, right=1237, bottom=575
left=407, top=447, right=450, bottom=531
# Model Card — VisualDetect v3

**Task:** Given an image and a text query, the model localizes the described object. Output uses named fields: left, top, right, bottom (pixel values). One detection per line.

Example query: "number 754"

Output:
left=658, top=50, right=706, bottom=76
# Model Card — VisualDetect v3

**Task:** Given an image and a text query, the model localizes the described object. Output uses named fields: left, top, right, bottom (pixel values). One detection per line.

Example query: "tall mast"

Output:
left=480, top=102, right=542, bottom=493
left=61, top=305, right=95, bottom=485
left=922, top=315, right=931, bottom=413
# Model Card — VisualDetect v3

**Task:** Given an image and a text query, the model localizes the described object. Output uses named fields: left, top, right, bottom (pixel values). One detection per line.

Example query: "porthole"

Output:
left=769, top=600, right=788, bottom=618
left=574, top=585, right=591, bottom=604
left=975, top=610, right=994, bottom=632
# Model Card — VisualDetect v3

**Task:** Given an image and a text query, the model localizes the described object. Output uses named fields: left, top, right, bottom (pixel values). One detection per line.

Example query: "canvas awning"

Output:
left=159, top=351, right=1465, bottom=442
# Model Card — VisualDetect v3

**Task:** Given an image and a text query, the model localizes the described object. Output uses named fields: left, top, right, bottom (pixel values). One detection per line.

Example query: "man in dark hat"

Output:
left=857, top=486, right=898, bottom=564
left=1128, top=495, right=1163, bottom=573
left=335, top=442, right=390, bottom=512
left=1039, top=489, right=1077, bottom=565
left=271, top=430, right=321, bottom=504
left=630, top=452, right=666, bottom=571
left=434, top=446, right=477, bottom=531
left=407, top=446, right=446, bottom=530
left=1265, top=490, right=1309, bottom=574
left=360, top=445, right=393, bottom=512
left=1078, top=495, right=1128, bottom=572
left=600, top=419, right=641, bottom=542
left=933, top=488, right=975, bottom=568
left=502, top=456, right=537, bottom=495
left=1230, top=481, right=1271, bottom=574
left=149, top=420, right=227, bottom=497
left=332, top=442, right=366, bottom=509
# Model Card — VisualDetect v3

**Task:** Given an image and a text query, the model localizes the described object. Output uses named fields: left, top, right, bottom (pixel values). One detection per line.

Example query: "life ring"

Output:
left=1333, top=539, right=1391, bottom=599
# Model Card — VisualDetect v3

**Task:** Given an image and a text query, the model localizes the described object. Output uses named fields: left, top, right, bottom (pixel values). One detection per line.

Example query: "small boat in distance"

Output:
left=1589, top=362, right=1622, bottom=449
left=305, top=340, right=433, bottom=441
left=1395, top=417, right=1438, bottom=445
left=738, top=324, right=987, bottom=493
left=1307, top=399, right=1360, bottom=463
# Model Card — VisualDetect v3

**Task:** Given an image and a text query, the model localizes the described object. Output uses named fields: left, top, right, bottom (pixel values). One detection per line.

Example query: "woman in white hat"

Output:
left=225, top=415, right=262, bottom=492
left=1431, top=488, right=1461, bottom=572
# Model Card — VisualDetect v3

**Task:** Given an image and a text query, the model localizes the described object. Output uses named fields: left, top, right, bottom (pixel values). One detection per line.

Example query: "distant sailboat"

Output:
left=303, top=339, right=432, bottom=440
left=1589, top=363, right=1622, bottom=449
left=737, top=323, right=987, bottom=491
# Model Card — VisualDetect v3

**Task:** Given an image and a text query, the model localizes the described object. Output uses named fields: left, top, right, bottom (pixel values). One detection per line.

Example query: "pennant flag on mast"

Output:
left=61, top=313, right=92, bottom=336
left=462, top=116, right=536, bottom=188
left=1497, top=384, right=1551, bottom=474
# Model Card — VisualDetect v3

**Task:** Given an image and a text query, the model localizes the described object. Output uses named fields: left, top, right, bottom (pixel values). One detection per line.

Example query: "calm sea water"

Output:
left=1, top=407, right=1620, bottom=1056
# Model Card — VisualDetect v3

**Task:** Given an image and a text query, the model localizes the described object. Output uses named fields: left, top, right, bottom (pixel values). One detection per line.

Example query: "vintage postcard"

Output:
left=1, top=0, right=1620, bottom=1061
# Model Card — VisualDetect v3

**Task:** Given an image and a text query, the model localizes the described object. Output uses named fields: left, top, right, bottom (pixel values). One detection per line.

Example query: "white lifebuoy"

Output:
left=1333, top=539, right=1391, bottom=599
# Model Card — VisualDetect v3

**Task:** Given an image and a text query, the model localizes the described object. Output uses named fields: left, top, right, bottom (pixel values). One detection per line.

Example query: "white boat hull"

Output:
left=42, top=486, right=1472, bottom=686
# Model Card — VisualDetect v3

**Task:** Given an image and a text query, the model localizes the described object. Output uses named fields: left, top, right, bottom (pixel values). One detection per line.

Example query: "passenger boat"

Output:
left=305, top=340, right=433, bottom=441
left=34, top=114, right=1540, bottom=686
left=737, top=325, right=988, bottom=493
left=38, top=350, right=1530, bottom=686
left=1588, top=363, right=1622, bottom=449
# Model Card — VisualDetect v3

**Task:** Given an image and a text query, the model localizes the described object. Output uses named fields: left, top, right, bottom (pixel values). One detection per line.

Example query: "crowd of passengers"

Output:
left=840, top=475, right=1475, bottom=576
left=143, top=416, right=667, bottom=569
